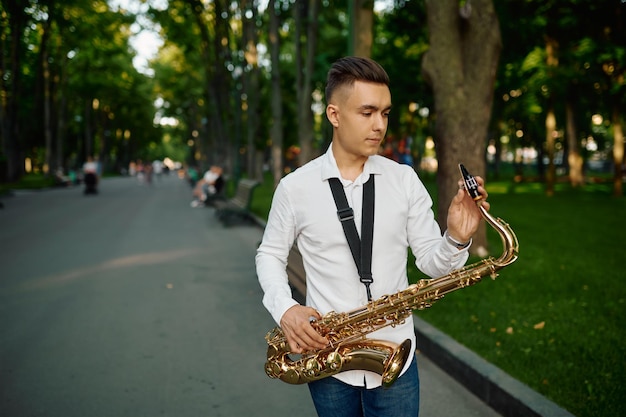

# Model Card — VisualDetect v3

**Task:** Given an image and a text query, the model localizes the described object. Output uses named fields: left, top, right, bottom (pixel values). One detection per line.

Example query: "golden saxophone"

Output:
left=264, top=164, right=519, bottom=387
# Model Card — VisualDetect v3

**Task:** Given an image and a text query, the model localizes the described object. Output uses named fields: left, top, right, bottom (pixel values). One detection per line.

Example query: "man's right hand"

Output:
left=280, top=305, right=329, bottom=353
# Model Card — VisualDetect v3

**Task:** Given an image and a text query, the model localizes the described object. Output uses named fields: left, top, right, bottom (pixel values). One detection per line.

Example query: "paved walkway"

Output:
left=0, top=174, right=502, bottom=416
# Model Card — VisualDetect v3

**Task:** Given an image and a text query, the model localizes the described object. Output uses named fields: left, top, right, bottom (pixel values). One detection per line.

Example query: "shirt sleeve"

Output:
left=255, top=181, right=299, bottom=325
left=406, top=171, right=469, bottom=278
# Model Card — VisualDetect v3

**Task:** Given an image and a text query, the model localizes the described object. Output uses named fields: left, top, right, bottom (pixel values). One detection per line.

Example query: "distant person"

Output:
left=144, top=162, right=153, bottom=185
left=68, top=168, right=78, bottom=185
left=129, top=161, right=137, bottom=176
left=83, top=156, right=99, bottom=195
left=399, top=148, right=414, bottom=167
left=191, top=166, right=224, bottom=207
left=152, top=160, right=164, bottom=182
left=136, top=160, right=145, bottom=184
left=186, top=166, right=199, bottom=188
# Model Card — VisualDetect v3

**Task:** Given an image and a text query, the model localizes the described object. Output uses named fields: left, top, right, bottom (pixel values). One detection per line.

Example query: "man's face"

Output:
left=327, top=80, right=392, bottom=160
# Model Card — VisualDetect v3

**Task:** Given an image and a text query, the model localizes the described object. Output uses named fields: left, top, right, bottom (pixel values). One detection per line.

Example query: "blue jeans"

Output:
left=308, top=356, right=420, bottom=417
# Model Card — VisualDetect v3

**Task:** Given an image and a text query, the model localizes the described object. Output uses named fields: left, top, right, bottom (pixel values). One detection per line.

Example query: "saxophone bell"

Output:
left=264, top=331, right=412, bottom=388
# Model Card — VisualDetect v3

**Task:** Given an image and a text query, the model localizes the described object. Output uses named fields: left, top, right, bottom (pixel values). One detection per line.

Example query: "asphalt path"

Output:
left=0, top=174, right=501, bottom=417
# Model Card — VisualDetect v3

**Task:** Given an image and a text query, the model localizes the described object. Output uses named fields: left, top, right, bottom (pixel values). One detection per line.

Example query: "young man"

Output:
left=256, top=56, right=488, bottom=417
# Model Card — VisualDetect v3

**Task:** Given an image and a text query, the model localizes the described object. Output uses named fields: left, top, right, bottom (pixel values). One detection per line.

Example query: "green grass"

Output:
left=0, top=173, right=57, bottom=195
left=251, top=172, right=625, bottom=417
left=417, top=182, right=625, bottom=417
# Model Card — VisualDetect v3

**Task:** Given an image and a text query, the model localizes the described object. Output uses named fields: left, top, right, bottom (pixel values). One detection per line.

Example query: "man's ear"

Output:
left=326, top=104, right=339, bottom=128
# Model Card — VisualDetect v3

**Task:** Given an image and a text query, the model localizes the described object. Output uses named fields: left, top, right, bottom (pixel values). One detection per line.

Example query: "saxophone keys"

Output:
left=305, top=357, right=322, bottom=377
left=265, top=360, right=283, bottom=378
left=326, top=351, right=343, bottom=370
left=281, top=368, right=302, bottom=384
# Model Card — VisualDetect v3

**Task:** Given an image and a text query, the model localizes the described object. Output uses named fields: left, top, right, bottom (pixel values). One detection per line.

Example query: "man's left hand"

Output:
left=446, top=175, right=489, bottom=243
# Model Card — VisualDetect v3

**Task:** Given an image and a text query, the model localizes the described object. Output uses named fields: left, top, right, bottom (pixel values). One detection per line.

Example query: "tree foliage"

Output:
left=1, top=0, right=623, bottom=191
left=0, top=0, right=158, bottom=180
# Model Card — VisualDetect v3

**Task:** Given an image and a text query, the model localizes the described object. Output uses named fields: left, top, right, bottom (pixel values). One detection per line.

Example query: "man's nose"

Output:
left=373, top=113, right=387, bottom=131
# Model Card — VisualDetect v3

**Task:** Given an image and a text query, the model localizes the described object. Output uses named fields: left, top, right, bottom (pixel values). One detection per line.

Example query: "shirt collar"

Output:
left=321, top=143, right=383, bottom=184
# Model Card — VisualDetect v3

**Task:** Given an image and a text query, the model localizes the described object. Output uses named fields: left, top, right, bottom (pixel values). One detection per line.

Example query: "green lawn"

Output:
left=251, top=172, right=625, bottom=417
left=0, top=173, right=58, bottom=195
left=416, top=180, right=624, bottom=417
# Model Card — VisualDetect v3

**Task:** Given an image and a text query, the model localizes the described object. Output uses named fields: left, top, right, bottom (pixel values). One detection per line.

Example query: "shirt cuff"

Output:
left=444, top=230, right=472, bottom=250
left=272, top=297, right=300, bottom=326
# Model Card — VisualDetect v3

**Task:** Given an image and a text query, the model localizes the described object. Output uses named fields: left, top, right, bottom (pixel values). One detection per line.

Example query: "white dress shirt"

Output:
left=256, top=145, right=470, bottom=388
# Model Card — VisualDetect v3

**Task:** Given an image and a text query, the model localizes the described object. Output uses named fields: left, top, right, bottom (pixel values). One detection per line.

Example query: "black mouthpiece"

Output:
left=459, top=164, right=481, bottom=201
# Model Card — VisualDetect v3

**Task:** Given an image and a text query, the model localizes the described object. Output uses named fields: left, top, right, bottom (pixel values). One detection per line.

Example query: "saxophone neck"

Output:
left=478, top=204, right=519, bottom=267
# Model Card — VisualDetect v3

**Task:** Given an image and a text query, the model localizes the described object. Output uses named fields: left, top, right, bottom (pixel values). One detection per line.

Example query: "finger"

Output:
left=307, top=307, right=322, bottom=321
left=286, top=337, right=302, bottom=353
left=304, top=327, right=329, bottom=348
left=294, top=319, right=327, bottom=350
left=286, top=329, right=313, bottom=352
left=282, top=317, right=326, bottom=352
left=304, top=308, right=327, bottom=346
left=454, top=186, right=469, bottom=204
left=287, top=329, right=326, bottom=353
left=474, top=176, right=488, bottom=198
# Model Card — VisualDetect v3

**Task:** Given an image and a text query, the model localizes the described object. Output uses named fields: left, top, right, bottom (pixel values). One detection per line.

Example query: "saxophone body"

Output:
left=264, top=167, right=519, bottom=387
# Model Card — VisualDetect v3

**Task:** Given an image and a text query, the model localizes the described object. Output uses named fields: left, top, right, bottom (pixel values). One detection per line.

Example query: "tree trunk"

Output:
left=612, top=105, right=624, bottom=197
left=544, top=36, right=559, bottom=197
left=294, top=0, right=319, bottom=166
left=84, top=100, right=93, bottom=158
left=56, top=93, right=67, bottom=172
left=565, top=99, right=584, bottom=187
left=351, top=0, right=373, bottom=57
left=269, top=1, right=284, bottom=189
left=422, top=0, right=501, bottom=256
left=190, top=0, right=215, bottom=168
left=242, top=0, right=260, bottom=180
left=1, top=0, right=27, bottom=182
left=544, top=103, right=556, bottom=196
left=190, top=0, right=232, bottom=173
left=213, top=0, right=232, bottom=170
left=41, top=11, right=54, bottom=176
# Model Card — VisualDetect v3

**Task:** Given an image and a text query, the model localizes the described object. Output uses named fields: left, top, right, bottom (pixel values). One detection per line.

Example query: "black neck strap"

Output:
left=328, top=175, right=375, bottom=301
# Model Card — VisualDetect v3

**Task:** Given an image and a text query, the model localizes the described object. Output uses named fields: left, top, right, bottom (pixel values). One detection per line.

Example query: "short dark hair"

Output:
left=325, top=56, right=390, bottom=103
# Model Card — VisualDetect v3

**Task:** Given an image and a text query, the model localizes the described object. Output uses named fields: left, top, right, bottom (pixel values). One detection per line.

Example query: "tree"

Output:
left=493, top=0, right=625, bottom=197
left=268, top=0, right=284, bottom=188
left=241, top=0, right=262, bottom=180
left=0, top=0, right=156, bottom=181
left=0, top=0, right=29, bottom=182
left=349, top=0, right=373, bottom=57
left=294, top=0, right=319, bottom=166
left=374, top=2, right=433, bottom=171
left=150, top=0, right=229, bottom=172
left=422, top=0, right=502, bottom=255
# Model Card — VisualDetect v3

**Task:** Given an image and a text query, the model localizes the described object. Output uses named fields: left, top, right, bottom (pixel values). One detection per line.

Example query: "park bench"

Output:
left=214, top=178, right=260, bottom=226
